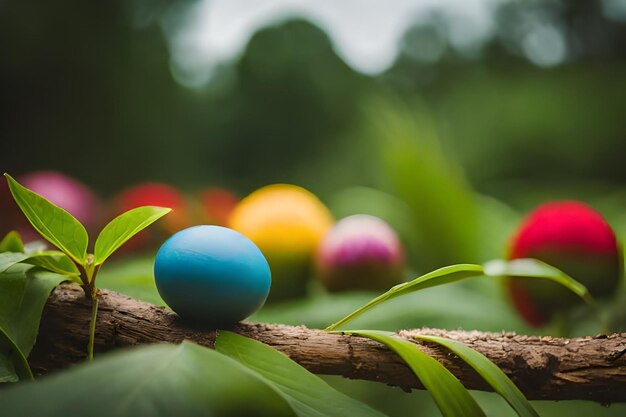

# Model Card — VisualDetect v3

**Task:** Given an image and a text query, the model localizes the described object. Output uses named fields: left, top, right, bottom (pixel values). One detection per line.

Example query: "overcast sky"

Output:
left=162, top=0, right=503, bottom=87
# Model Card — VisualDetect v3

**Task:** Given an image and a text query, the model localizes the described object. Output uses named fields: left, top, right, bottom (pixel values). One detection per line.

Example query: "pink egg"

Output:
left=316, top=215, right=405, bottom=292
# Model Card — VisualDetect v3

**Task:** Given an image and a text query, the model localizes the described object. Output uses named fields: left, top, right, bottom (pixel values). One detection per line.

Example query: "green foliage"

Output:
left=365, top=98, right=478, bottom=270
left=0, top=231, right=80, bottom=381
left=4, top=173, right=170, bottom=285
left=0, top=252, right=31, bottom=274
left=317, top=259, right=595, bottom=416
left=474, top=195, right=520, bottom=263
left=94, top=206, right=172, bottom=265
left=2, top=173, right=171, bottom=364
left=413, top=335, right=539, bottom=417
left=326, top=259, right=593, bottom=330
left=55, top=253, right=589, bottom=415
left=216, top=331, right=387, bottom=417
left=95, top=254, right=531, bottom=331
left=483, top=259, right=595, bottom=307
left=25, top=252, right=80, bottom=278
left=0, top=231, right=24, bottom=253
left=0, top=251, right=79, bottom=279
left=344, top=330, right=485, bottom=417
left=0, top=326, right=31, bottom=382
left=0, top=335, right=389, bottom=417
left=95, top=255, right=529, bottom=331
left=325, top=264, right=484, bottom=330
left=0, top=264, right=66, bottom=382
left=255, top=284, right=528, bottom=332
left=0, top=342, right=295, bottom=417
left=0, top=4, right=624, bottom=415
left=5, top=174, right=88, bottom=264
left=0, top=174, right=604, bottom=416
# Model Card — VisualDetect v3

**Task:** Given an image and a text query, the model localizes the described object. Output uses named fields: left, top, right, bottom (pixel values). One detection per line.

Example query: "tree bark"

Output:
left=29, top=283, right=626, bottom=403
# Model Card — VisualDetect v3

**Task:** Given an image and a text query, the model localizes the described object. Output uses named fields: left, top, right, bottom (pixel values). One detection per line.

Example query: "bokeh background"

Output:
left=2, top=0, right=626, bottom=416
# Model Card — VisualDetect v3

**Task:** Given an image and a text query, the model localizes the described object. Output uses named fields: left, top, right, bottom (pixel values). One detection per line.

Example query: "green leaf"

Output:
left=94, top=206, right=172, bottom=265
left=325, top=264, right=484, bottom=330
left=0, top=264, right=66, bottom=382
left=0, top=251, right=80, bottom=280
left=366, top=97, right=479, bottom=269
left=216, top=331, right=387, bottom=417
left=0, top=326, right=32, bottom=382
left=0, top=342, right=296, bottom=417
left=4, top=174, right=88, bottom=264
left=343, top=330, right=485, bottom=417
left=2, top=238, right=81, bottom=280
left=25, top=252, right=81, bottom=280
left=254, top=284, right=530, bottom=333
left=0, top=252, right=30, bottom=273
left=483, top=258, right=595, bottom=307
left=325, top=259, right=594, bottom=331
left=0, top=231, right=24, bottom=253
left=413, top=335, right=539, bottom=417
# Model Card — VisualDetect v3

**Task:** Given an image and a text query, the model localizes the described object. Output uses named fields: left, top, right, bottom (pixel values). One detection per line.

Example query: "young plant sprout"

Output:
left=3, top=173, right=171, bottom=359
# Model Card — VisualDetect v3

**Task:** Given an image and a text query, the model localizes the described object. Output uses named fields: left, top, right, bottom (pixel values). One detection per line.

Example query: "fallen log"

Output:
left=29, top=283, right=626, bottom=403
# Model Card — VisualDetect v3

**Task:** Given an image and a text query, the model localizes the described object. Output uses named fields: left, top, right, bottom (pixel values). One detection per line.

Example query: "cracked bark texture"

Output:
left=29, top=283, right=626, bottom=402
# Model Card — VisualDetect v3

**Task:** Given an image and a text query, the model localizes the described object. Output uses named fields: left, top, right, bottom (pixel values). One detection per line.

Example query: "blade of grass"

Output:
left=413, top=334, right=539, bottom=417
left=341, top=330, right=485, bottom=417
left=483, top=258, right=595, bottom=307
left=325, top=264, right=484, bottom=330
left=326, top=259, right=594, bottom=331
left=216, top=331, right=388, bottom=417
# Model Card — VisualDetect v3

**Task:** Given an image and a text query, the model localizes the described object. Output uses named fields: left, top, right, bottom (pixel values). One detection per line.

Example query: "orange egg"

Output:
left=229, top=184, right=334, bottom=300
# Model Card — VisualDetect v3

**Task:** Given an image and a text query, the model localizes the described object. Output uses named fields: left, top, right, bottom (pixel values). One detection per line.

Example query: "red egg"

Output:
left=506, top=201, right=621, bottom=327
left=197, top=188, right=239, bottom=226
left=109, top=183, right=190, bottom=252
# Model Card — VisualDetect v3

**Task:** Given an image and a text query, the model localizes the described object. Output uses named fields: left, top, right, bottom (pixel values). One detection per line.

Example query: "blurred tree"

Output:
left=198, top=19, right=372, bottom=192
left=1, top=0, right=626, bottom=203
left=382, top=0, right=626, bottom=198
left=0, top=3, right=371, bottom=196
left=0, top=0, right=198, bottom=193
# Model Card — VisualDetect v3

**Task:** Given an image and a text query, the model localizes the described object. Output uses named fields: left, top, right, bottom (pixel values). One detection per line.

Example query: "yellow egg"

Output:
left=229, top=184, right=334, bottom=300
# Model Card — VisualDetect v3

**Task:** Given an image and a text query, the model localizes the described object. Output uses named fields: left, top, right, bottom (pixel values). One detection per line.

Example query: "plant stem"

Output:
left=81, top=255, right=100, bottom=361
left=88, top=296, right=98, bottom=361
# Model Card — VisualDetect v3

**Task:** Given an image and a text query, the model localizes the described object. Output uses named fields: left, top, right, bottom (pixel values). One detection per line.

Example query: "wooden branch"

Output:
left=29, top=283, right=626, bottom=403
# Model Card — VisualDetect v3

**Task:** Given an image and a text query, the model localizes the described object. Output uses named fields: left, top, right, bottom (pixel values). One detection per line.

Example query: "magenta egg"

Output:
left=316, top=214, right=405, bottom=292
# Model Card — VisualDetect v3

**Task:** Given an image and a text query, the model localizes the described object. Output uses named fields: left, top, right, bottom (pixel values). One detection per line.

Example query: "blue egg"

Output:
left=154, top=225, right=271, bottom=326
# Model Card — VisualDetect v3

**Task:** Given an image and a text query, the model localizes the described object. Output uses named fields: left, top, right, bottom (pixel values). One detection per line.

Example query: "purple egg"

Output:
left=316, top=215, right=405, bottom=292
